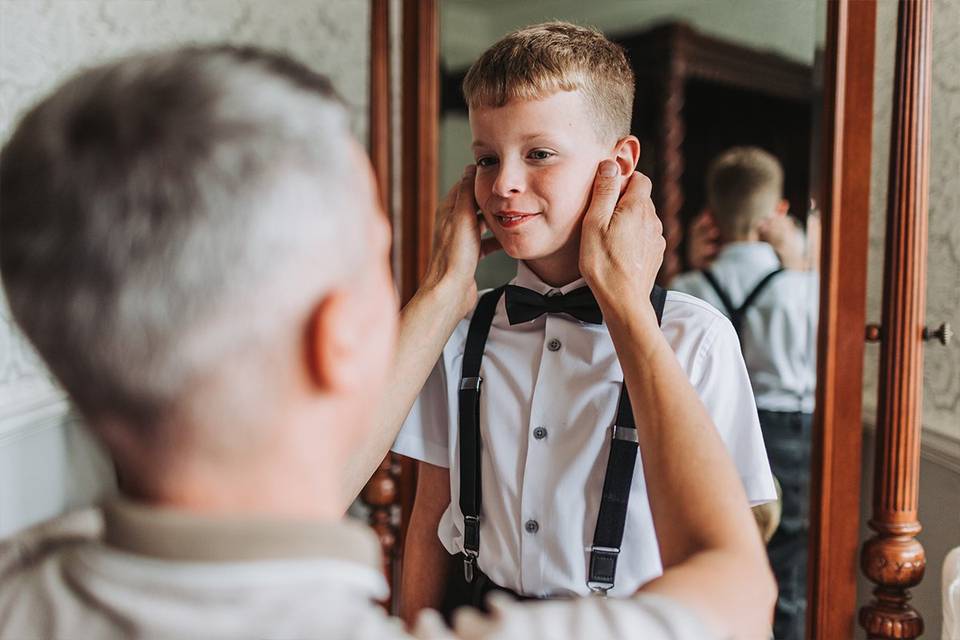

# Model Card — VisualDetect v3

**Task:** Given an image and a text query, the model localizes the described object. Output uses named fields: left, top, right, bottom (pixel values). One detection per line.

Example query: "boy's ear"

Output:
left=612, top=135, right=641, bottom=176
left=775, top=199, right=790, bottom=216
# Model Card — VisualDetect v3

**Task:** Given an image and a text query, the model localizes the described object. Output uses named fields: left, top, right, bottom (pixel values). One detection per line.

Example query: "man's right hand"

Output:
left=579, top=161, right=665, bottom=318
left=420, top=165, right=501, bottom=318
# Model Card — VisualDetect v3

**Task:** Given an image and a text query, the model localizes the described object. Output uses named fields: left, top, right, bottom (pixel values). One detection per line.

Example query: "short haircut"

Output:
left=706, top=147, right=784, bottom=239
left=0, top=46, right=363, bottom=435
left=462, top=21, right=635, bottom=143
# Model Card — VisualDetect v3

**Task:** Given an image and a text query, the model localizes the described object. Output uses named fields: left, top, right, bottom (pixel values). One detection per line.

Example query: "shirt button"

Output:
left=524, top=519, right=539, bottom=534
left=547, top=338, right=562, bottom=352
left=533, top=426, right=548, bottom=440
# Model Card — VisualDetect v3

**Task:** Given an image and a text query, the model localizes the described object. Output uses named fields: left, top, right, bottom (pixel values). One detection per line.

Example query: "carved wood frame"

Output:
left=807, top=2, right=877, bottom=638
left=369, top=3, right=893, bottom=634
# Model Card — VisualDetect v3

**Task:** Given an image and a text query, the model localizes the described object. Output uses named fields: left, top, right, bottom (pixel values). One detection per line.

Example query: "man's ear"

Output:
left=612, top=135, right=641, bottom=177
left=305, top=289, right=364, bottom=393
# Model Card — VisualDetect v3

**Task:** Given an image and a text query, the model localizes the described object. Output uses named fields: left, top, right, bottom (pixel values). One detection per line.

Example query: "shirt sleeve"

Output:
left=391, top=356, right=452, bottom=468
left=693, top=316, right=778, bottom=506
left=410, top=593, right=718, bottom=640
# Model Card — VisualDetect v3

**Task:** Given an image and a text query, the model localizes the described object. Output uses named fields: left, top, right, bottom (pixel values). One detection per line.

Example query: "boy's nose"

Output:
left=491, top=160, right=526, bottom=197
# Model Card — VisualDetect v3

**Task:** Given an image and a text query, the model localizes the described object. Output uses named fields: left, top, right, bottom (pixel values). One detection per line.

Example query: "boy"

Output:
left=394, top=23, right=776, bottom=620
left=670, top=147, right=818, bottom=640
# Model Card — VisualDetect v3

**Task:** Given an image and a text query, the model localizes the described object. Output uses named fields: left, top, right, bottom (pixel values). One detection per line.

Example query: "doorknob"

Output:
left=922, top=322, right=953, bottom=346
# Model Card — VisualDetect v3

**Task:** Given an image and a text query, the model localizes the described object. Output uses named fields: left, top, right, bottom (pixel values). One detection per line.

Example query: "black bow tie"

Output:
left=504, top=285, right=603, bottom=325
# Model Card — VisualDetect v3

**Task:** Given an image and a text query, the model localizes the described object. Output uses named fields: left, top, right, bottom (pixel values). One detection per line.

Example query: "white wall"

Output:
left=857, top=0, right=960, bottom=637
left=0, top=0, right=370, bottom=536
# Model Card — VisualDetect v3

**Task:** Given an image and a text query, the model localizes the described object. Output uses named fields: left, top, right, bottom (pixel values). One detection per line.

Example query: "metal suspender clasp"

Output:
left=587, top=545, right=620, bottom=596
left=611, top=425, right=638, bottom=443
left=463, top=515, right=481, bottom=583
left=459, top=377, right=482, bottom=391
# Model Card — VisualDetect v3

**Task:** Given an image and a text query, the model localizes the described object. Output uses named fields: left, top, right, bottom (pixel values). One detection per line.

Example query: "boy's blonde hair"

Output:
left=463, top=21, right=634, bottom=143
left=707, top=147, right=784, bottom=239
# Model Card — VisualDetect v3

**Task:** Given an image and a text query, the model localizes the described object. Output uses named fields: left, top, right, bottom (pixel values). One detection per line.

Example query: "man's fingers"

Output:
left=584, top=160, right=622, bottom=227
left=453, top=164, right=478, bottom=215
left=440, top=179, right=460, bottom=214
left=615, top=171, right=653, bottom=215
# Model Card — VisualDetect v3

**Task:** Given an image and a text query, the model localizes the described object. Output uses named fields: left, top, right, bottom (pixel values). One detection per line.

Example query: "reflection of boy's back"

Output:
left=669, top=146, right=816, bottom=640
left=670, top=241, right=817, bottom=414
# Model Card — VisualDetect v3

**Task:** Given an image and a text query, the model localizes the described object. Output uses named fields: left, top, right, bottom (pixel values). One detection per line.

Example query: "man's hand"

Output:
left=421, top=165, right=501, bottom=318
left=345, top=167, right=499, bottom=505
left=579, top=161, right=665, bottom=313
left=685, top=209, right=720, bottom=271
left=757, top=212, right=808, bottom=271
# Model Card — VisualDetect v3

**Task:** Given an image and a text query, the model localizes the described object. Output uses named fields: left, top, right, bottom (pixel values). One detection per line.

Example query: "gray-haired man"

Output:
left=0, top=46, right=774, bottom=639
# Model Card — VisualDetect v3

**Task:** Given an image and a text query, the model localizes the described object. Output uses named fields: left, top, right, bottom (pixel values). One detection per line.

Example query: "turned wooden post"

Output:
left=363, top=0, right=402, bottom=606
left=858, top=1, right=932, bottom=638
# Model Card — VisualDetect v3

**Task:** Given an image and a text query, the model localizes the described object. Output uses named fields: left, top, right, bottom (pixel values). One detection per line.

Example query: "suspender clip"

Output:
left=587, top=545, right=620, bottom=595
left=459, top=377, right=482, bottom=391
left=463, top=553, right=477, bottom=583
left=611, top=426, right=638, bottom=443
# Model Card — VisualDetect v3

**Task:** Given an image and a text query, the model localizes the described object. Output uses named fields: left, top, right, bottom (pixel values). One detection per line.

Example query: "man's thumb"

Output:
left=586, top=160, right=620, bottom=226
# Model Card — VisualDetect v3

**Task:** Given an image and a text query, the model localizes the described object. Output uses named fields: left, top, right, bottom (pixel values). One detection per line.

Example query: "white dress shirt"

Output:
left=670, top=242, right=818, bottom=413
left=393, top=262, right=776, bottom=598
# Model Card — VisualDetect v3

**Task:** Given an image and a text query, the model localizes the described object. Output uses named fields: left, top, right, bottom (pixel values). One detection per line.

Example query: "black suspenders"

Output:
left=701, top=268, right=784, bottom=338
left=458, top=285, right=668, bottom=593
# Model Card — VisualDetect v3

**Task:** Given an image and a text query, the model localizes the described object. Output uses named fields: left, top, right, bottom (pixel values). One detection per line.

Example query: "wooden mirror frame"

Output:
left=365, top=2, right=893, bottom=637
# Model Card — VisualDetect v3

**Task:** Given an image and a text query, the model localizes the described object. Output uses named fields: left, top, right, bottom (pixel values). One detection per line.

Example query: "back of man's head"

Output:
left=0, top=46, right=366, bottom=468
left=706, top=146, right=784, bottom=240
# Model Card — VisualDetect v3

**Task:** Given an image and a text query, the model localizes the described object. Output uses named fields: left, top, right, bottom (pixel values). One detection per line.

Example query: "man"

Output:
left=0, top=46, right=774, bottom=639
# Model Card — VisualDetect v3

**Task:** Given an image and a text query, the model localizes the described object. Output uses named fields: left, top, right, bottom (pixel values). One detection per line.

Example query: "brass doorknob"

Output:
left=922, top=322, right=953, bottom=346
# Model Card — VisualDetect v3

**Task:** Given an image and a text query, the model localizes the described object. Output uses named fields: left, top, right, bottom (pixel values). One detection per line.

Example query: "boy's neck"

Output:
left=721, top=229, right=761, bottom=245
left=523, top=248, right=583, bottom=289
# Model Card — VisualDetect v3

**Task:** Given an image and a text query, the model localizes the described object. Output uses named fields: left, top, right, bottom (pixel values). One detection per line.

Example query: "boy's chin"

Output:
left=502, top=245, right=562, bottom=263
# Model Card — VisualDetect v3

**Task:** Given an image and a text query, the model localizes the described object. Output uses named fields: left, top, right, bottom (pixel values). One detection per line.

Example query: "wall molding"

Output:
left=863, top=421, right=960, bottom=474
left=918, top=427, right=960, bottom=475
left=0, top=392, right=70, bottom=446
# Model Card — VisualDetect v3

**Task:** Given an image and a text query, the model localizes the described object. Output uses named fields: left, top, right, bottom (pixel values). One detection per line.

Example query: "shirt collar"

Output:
left=714, top=242, right=781, bottom=271
left=512, top=261, right=587, bottom=296
left=101, top=498, right=382, bottom=569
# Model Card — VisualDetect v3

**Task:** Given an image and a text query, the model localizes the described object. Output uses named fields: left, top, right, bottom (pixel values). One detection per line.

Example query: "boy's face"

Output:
left=469, top=90, right=611, bottom=264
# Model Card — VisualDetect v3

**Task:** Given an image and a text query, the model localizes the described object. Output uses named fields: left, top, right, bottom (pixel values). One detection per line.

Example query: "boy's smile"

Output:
left=469, top=90, right=614, bottom=286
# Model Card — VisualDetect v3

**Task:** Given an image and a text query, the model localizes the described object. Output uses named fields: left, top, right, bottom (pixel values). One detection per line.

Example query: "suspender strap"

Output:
left=587, top=285, right=667, bottom=594
left=458, top=287, right=504, bottom=582
left=701, top=268, right=784, bottom=336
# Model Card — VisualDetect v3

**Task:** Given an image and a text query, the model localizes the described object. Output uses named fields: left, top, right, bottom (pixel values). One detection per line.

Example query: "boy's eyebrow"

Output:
left=471, top=133, right=557, bottom=149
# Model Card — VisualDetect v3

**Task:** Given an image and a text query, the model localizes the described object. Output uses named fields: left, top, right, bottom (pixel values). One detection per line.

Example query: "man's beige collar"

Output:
left=102, top=499, right=382, bottom=569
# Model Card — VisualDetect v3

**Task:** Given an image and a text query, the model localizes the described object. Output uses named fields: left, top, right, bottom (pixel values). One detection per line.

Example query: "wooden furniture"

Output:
left=365, top=1, right=934, bottom=635
left=362, top=0, right=439, bottom=612
left=618, top=23, right=815, bottom=283
left=858, top=1, right=932, bottom=638
left=809, top=2, right=877, bottom=637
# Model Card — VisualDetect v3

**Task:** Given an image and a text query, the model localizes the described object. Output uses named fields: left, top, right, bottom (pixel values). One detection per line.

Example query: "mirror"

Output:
left=433, top=2, right=827, bottom=639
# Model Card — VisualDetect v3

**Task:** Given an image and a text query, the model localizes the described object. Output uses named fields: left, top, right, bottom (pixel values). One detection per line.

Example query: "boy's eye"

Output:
left=476, top=156, right=498, bottom=168
left=528, top=149, right=556, bottom=161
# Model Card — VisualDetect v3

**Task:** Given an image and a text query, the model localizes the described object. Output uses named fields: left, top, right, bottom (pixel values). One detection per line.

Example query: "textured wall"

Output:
left=0, top=0, right=370, bottom=534
left=862, top=0, right=960, bottom=452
